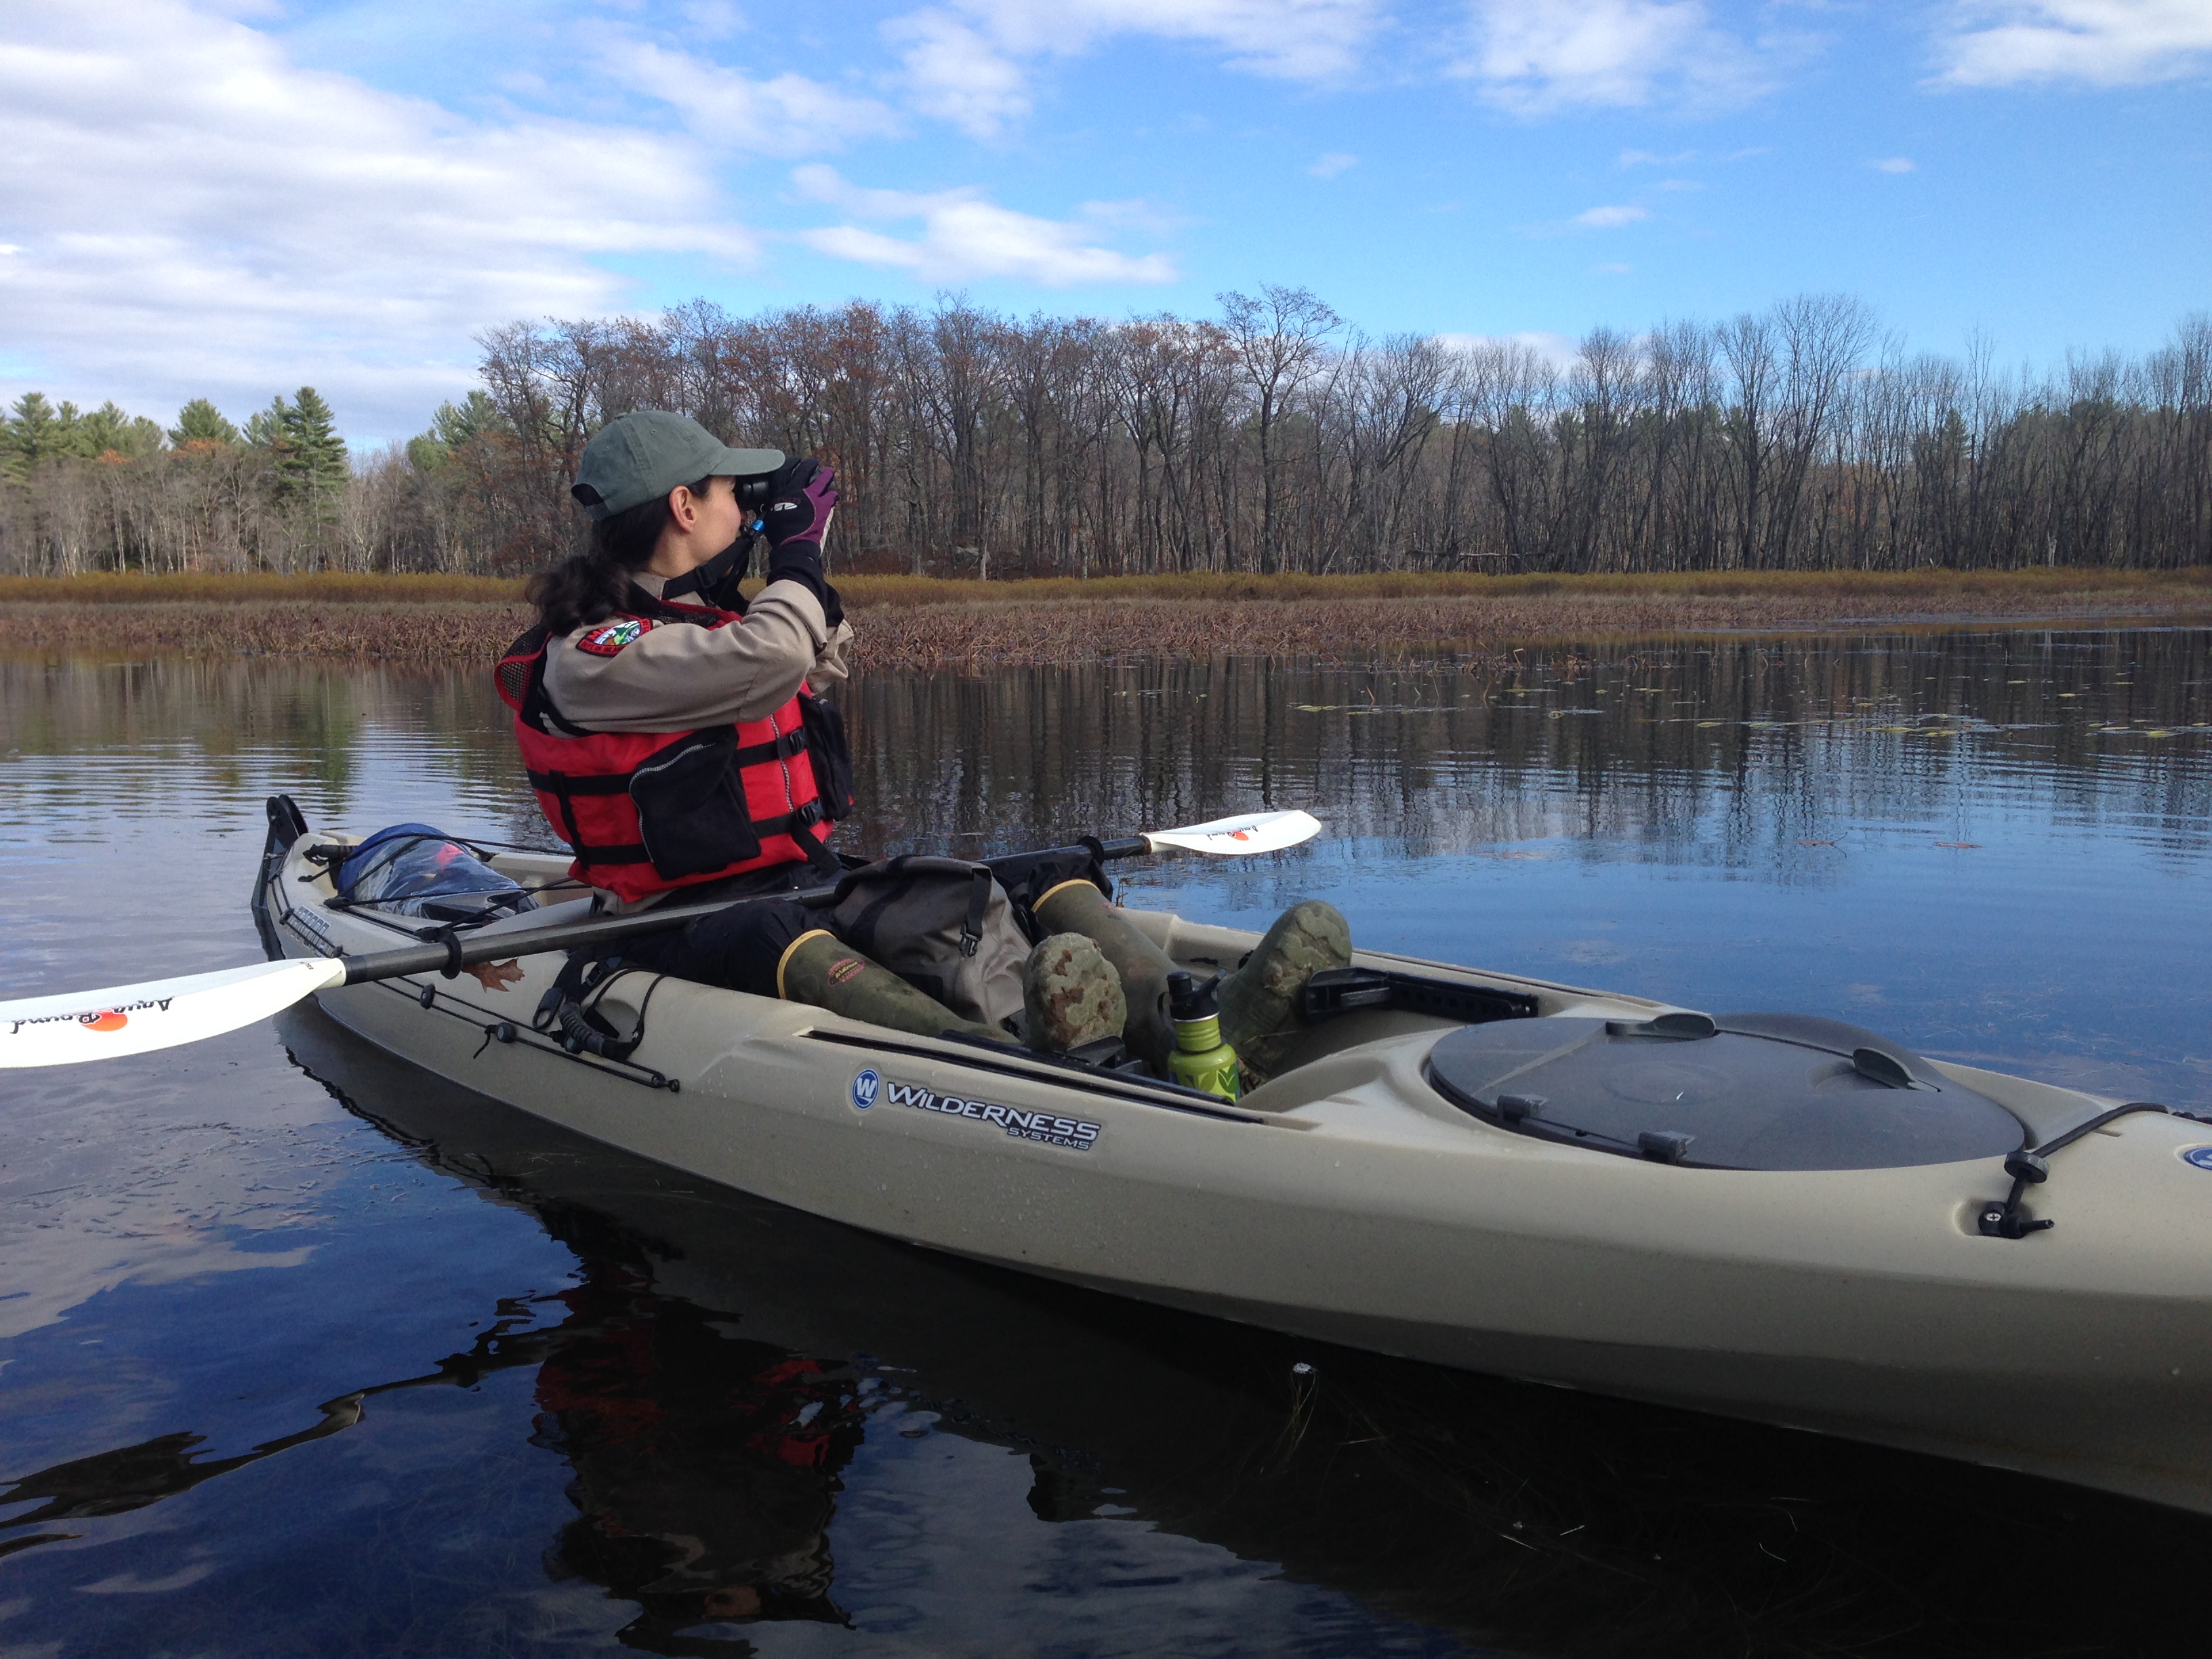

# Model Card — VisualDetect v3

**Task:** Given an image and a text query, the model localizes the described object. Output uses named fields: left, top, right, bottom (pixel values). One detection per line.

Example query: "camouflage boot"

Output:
left=779, top=930, right=1010, bottom=1044
left=1023, top=933, right=1126, bottom=1054
left=1218, top=900, right=1352, bottom=1084
left=1032, top=878, right=1177, bottom=1073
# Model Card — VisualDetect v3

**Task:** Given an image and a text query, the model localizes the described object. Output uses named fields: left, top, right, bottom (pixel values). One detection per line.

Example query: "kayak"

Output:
left=249, top=803, right=2212, bottom=1514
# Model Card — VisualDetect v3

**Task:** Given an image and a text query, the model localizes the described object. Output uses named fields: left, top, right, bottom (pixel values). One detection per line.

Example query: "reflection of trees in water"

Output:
left=847, top=630, right=2212, bottom=864
left=6, top=630, right=2206, bottom=869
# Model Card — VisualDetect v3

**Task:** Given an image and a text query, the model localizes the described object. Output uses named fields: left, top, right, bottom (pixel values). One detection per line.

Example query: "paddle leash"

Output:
left=0, top=808, right=1322, bottom=1068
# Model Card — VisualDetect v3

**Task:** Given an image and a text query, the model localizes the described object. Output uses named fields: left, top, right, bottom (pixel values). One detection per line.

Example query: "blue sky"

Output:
left=2, top=0, right=2207, bottom=444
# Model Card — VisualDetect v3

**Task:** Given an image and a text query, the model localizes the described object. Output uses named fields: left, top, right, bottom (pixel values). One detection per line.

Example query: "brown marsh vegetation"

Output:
left=3, top=568, right=2207, bottom=669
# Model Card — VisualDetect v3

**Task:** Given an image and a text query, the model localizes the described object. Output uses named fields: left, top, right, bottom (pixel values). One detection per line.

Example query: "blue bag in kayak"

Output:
left=335, top=824, right=535, bottom=922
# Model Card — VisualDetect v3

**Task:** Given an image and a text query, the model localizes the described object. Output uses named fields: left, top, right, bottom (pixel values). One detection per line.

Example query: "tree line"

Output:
left=4, top=292, right=2207, bottom=579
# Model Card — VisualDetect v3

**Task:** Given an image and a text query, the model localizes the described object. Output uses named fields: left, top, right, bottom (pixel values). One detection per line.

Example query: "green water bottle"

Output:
left=1166, top=970, right=1242, bottom=1101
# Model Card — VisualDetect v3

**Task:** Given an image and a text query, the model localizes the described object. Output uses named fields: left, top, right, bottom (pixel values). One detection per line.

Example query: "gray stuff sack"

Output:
left=829, top=855, right=1031, bottom=1030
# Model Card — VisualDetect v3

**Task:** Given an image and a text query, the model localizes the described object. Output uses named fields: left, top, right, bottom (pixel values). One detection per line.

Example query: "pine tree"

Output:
left=70, top=402, right=163, bottom=461
left=171, top=398, right=239, bottom=448
left=407, top=390, right=507, bottom=473
left=5, top=393, right=60, bottom=482
left=284, top=386, right=348, bottom=510
left=244, top=393, right=294, bottom=455
left=433, top=390, right=504, bottom=450
left=237, top=386, right=349, bottom=543
left=286, top=388, right=346, bottom=475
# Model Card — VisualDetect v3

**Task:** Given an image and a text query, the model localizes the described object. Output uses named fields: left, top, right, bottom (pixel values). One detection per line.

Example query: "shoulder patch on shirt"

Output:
left=577, top=617, right=653, bottom=657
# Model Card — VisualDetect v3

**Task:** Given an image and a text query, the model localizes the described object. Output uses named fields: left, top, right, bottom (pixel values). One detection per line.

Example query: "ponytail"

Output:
left=527, top=475, right=714, bottom=636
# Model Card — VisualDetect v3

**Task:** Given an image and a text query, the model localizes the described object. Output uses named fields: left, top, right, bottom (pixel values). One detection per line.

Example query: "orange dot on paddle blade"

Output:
left=79, top=1011, right=128, bottom=1032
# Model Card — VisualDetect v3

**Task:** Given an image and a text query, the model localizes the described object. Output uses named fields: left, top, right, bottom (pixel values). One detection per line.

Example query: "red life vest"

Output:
left=493, top=595, right=853, bottom=903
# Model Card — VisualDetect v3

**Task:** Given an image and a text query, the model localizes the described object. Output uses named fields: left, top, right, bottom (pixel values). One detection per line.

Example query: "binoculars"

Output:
left=733, top=470, right=780, bottom=511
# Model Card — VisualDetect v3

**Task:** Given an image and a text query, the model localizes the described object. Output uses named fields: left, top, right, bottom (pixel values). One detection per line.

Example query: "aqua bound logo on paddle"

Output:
left=864, top=1076, right=1101, bottom=1151
left=5, top=996, right=170, bottom=1036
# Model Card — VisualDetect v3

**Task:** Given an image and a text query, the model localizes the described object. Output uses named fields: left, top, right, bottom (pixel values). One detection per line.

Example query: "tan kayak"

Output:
left=251, top=808, right=2212, bottom=1515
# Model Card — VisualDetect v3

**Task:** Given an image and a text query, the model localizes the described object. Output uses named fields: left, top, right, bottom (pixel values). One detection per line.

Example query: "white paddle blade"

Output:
left=0, top=958, right=348, bottom=1069
left=1145, top=809, right=1323, bottom=857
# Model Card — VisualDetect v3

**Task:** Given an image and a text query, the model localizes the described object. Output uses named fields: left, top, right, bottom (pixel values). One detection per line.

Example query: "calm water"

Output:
left=3, top=630, right=2210, bottom=1657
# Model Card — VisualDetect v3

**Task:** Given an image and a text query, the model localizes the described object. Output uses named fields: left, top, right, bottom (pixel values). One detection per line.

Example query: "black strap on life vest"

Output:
left=621, top=581, right=737, bottom=626
left=527, top=794, right=831, bottom=869
left=501, top=624, right=595, bottom=739
left=653, top=544, right=753, bottom=613
left=523, top=725, right=811, bottom=799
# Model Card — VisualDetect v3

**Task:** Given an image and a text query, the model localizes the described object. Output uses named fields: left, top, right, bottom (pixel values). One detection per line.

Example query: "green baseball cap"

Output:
left=570, top=410, right=783, bottom=520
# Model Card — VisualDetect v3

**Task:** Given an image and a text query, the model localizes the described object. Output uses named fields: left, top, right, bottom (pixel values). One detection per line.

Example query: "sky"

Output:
left=1, top=0, right=2207, bottom=446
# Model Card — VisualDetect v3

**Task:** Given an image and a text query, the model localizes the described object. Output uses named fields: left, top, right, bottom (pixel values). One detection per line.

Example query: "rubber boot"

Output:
left=1024, top=933, right=1126, bottom=1054
left=1033, top=879, right=1176, bottom=1073
left=778, top=930, right=1010, bottom=1044
left=1218, top=900, right=1352, bottom=1084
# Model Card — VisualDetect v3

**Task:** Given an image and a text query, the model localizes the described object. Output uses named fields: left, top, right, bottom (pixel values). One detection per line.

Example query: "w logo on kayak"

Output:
left=876, top=1078, right=1101, bottom=1150
left=851, top=1067, right=880, bottom=1111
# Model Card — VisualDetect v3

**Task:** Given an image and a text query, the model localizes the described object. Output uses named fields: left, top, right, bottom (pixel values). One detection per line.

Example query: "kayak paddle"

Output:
left=0, top=809, right=1322, bottom=1069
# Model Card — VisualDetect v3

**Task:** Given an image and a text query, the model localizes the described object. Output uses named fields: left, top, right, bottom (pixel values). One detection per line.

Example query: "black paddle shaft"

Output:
left=333, top=836, right=1148, bottom=987
left=337, top=887, right=841, bottom=985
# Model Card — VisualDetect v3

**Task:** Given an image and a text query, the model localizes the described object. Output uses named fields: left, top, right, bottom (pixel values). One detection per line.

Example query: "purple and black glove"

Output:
left=761, top=457, right=842, bottom=623
left=762, top=457, right=838, bottom=551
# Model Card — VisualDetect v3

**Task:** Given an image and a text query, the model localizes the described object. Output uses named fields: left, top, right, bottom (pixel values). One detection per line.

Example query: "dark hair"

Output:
left=528, top=475, right=714, bottom=635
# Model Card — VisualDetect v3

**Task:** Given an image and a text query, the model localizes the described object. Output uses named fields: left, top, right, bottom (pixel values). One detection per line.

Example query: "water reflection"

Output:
left=3, top=630, right=2210, bottom=1656
left=10, top=1007, right=2205, bottom=1658
left=7, top=631, right=2208, bottom=872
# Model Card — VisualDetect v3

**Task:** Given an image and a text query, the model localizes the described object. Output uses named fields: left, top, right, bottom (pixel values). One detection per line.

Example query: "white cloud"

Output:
left=1938, top=1, right=2212, bottom=86
left=591, top=33, right=903, bottom=155
left=886, top=0, right=1385, bottom=137
left=884, top=9, right=1036, bottom=138
left=0, top=0, right=769, bottom=437
left=1620, top=147, right=1698, bottom=167
left=1309, top=150, right=1359, bottom=177
left=1454, top=0, right=1797, bottom=114
left=1872, top=156, right=1917, bottom=172
left=791, top=165, right=1178, bottom=285
left=1572, top=203, right=1652, bottom=226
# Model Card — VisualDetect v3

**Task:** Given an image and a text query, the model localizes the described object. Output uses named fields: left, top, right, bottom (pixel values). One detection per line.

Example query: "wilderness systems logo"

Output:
left=873, top=1078, right=1101, bottom=1151
left=7, top=996, right=171, bottom=1036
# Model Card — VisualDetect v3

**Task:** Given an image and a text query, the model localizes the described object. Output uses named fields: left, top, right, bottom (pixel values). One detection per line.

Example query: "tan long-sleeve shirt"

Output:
left=542, top=573, right=855, bottom=733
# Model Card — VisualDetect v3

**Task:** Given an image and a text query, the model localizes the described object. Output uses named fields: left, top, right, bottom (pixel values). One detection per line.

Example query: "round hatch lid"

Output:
left=1427, top=1012, right=2024, bottom=1171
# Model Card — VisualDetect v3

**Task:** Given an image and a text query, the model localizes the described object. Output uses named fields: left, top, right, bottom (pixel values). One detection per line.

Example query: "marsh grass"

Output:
left=3, top=567, right=2207, bottom=666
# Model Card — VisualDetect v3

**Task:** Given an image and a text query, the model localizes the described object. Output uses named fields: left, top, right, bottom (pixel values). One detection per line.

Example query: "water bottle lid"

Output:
left=1166, top=969, right=1221, bottom=1022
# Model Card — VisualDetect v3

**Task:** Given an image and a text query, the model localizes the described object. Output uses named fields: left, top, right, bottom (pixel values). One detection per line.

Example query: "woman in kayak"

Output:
left=497, top=409, right=1349, bottom=1078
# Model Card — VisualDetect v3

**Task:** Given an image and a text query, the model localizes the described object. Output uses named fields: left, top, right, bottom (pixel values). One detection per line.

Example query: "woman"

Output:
left=495, top=409, right=1015, bottom=1040
left=499, top=409, right=1350, bottom=1075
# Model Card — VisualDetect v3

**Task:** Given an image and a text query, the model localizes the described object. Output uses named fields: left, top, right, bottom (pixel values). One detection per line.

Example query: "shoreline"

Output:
left=3, top=571, right=2209, bottom=667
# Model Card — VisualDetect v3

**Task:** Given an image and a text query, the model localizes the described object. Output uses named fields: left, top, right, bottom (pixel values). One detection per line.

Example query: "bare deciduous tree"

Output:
left=5, top=298, right=2210, bottom=580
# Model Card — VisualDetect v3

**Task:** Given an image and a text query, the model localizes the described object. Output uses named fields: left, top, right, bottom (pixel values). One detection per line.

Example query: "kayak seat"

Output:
left=1426, top=1013, right=2026, bottom=1171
